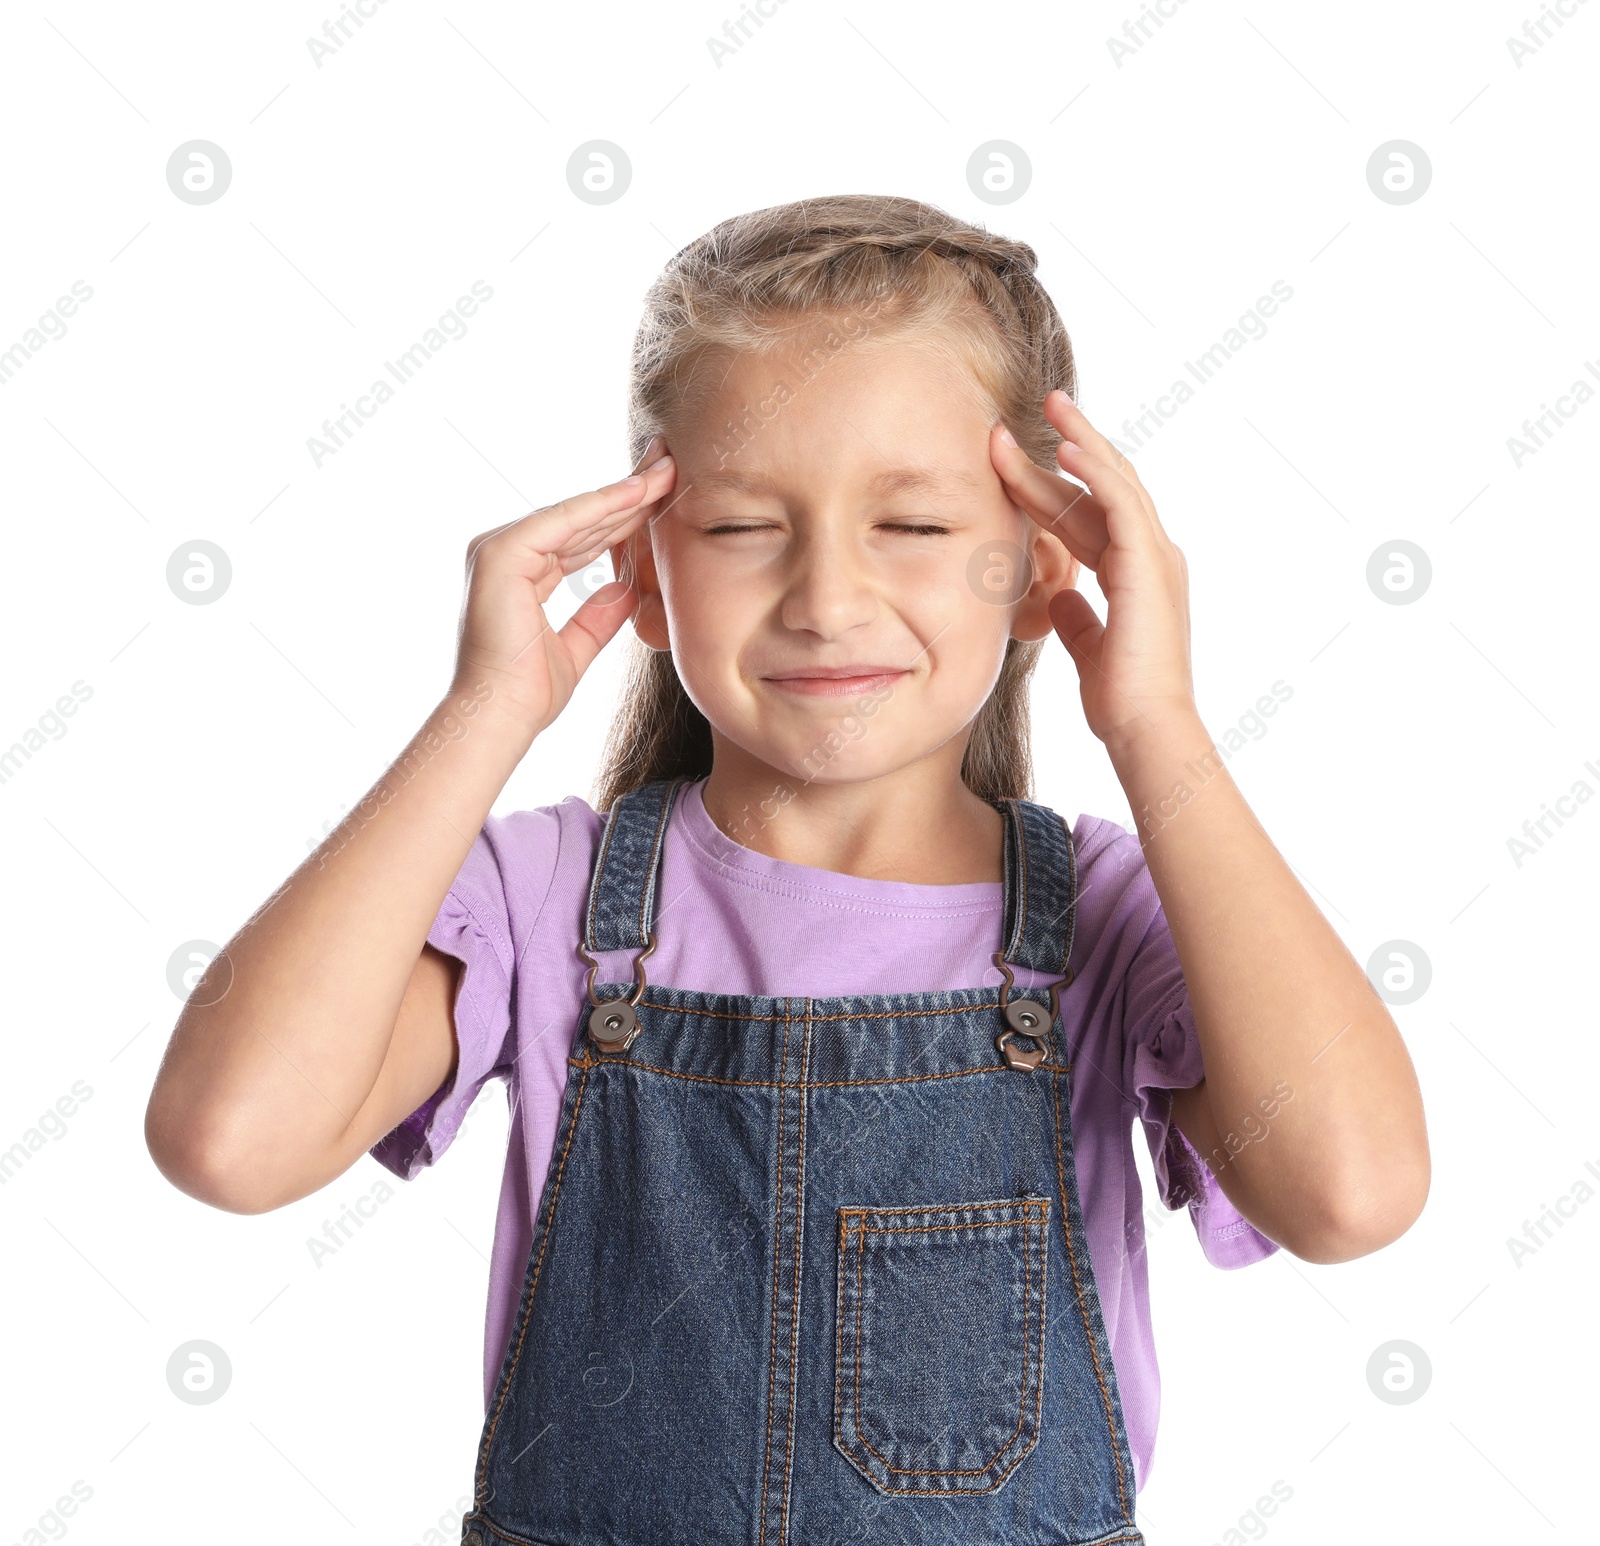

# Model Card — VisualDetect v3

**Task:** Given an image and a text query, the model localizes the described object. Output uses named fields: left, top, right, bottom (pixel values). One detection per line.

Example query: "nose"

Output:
left=779, top=527, right=880, bottom=640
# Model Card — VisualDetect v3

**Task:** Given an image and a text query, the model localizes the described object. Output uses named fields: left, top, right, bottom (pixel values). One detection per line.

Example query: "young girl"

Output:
left=146, top=194, right=1429, bottom=1545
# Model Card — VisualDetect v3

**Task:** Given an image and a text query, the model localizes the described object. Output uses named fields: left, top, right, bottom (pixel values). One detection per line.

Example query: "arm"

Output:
left=143, top=451, right=678, bottom=1214
left=144, top=690, right=533, bottom=1213
left=1112, top=715, right=1428, bottom=1264
left=990, top=392, right=1428, bottom=1265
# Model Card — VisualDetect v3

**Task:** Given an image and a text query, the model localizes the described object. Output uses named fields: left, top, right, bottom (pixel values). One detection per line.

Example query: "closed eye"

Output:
left=701, top=522, right=952, bottom=536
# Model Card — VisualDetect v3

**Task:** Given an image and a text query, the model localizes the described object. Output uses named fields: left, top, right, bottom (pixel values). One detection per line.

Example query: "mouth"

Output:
left=760, top=665, right=909, bottom=699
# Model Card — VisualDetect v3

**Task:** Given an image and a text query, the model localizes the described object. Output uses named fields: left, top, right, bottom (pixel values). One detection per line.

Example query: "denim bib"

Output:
left=460, top=776, right=1144, bottom=1546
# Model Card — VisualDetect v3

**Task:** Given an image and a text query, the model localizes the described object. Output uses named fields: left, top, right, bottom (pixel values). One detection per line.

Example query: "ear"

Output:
left=610, top=526, right=670, bottom=651
left=1009, top=525, right=1079, bottom=643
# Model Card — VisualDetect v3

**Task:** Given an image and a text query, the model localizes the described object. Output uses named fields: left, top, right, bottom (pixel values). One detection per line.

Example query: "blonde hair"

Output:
left=594, top=192, right=1078, bottom=814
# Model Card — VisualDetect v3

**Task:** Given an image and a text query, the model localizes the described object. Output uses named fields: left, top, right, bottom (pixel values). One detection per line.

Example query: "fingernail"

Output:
left=589, top=580, right=632, bottom=606
left=997, top=424, right=1017, bottom=447
left=1060, top=440, right=1082, bottom=454
left=647, top=452, right=673, bottom=471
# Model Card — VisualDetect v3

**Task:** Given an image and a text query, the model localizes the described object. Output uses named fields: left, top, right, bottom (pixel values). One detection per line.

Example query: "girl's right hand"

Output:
left=450, top=440, right=677, bottom=735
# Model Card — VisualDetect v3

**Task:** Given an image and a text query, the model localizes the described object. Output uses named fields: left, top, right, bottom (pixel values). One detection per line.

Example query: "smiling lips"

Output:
left=761, top=665, right=909, bottom=698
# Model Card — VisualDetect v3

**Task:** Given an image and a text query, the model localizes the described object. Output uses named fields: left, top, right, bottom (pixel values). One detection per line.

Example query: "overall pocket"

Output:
left=833, top=1195, right=1051, bottom=1496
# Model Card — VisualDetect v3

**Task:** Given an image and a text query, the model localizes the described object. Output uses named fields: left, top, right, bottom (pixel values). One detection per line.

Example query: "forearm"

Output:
left=146, top=681, right=537, bottom=1185
left=1108, top=711, right=1429, bottom=1261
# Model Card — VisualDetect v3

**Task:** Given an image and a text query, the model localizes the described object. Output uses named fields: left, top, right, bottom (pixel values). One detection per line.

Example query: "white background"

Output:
left=1, top=1, right=1594, bottom=1541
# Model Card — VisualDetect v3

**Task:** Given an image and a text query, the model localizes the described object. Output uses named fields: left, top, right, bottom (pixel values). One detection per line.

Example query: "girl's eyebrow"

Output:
left=692, top=466, right=988, bottom=498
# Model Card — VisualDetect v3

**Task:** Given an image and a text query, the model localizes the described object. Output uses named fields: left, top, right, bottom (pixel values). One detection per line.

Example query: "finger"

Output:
left=557, top=459, right=682, bottom=563
left=628, top=435, right=668, bottom=477
left=476, top=458, right=677, bottom=570
left=1052, top=438, right=1170, bottom=549
left=557, top=539, right=623, bottom=577
left=1047, top=587, right=1161, bottom=744
left=990, top=423, right=1109, bottom=563
left=1047, top=586, right=1105, bottom=665
left=1042, top=392, right=1159, bottom=523
left=994, top=415, right=1169, bottom=569
left=553, top=579, right=637, bottom=679
left=551, top=457, right=677, bottom=552
left=1041, top=391, right=1131, bottom=477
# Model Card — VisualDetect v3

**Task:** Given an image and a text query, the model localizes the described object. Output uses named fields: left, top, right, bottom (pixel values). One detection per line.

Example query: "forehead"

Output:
left=673, top=336, right=999, bottom=494
left=687, top=464, right=991, bottom=500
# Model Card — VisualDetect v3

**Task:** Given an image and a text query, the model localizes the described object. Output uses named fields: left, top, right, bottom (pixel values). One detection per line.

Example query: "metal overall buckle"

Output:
left=576, top=932, right=658, bottom=1054
left=992, top=953, right=1073, bottom=1070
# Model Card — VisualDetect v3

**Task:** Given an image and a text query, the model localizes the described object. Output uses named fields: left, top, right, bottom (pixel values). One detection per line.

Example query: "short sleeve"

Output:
left=368, top=820, right=518, bottom=1181
left=1121, top=877, right=1280, bottom=1270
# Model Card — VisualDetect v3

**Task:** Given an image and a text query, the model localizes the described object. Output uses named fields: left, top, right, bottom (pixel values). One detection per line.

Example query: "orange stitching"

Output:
left=852, top=1212, right=1039, bottom=1479
left=852, top=1218, right=867, bottom=1468
left=474, top=1059, right=590, bottom=1501
left=565, top=1057, right=1047, bottom=1089
left=847, top=1214, right=1021, bottom=1482
left=1050, top=1020, right=1133, bottom=1521
left=1014, top=798, right=1031, bottom=963
left=592, top=998, right=1000, bottom=1025
left=757, top=1001, right=791, bottom=1546
left=1055, top=810, right=1075, bottom=975
left=839, top=1200, right=1048, bottom=1223
left=474, top=1505, right=1127, bottom=1545
left=831, top=1210, right=850, bottom=1470
left=778, top=1006, right=811, bottom=1546
left=567, top=1055, right=1075, bottom=1089
left=839, top=1203, right=1049, bottom=1485
left=466, top=1514, right=551, bottom=1546
left=636, top=777, right=679, bottom=945
left=841, top=1216, right=1043, bottom=1239
left=1028, top=1192, right=1051, bottom=1471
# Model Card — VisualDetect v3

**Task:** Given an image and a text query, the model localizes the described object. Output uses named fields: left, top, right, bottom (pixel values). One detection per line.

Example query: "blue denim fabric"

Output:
left=461, top=777, right=1144, bottom=1546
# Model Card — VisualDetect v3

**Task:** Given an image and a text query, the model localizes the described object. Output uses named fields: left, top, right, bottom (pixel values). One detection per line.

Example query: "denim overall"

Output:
left=460, top=776, right=1144, bottom=1546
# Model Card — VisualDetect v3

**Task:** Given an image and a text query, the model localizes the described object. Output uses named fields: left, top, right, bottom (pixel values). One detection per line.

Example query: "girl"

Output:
left=146, top=194, right=1429, bottom=1545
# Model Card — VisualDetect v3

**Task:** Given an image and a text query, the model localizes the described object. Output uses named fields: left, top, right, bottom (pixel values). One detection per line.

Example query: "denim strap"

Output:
left=992, top=797, right=1079, bottom=978
left=581, top=776, right=689, bottom=954
left=584, top=776, right=1078, bottom=976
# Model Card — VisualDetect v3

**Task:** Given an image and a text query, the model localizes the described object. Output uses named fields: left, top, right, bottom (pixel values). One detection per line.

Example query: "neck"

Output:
left=698, top=735, right=1007, bottom=885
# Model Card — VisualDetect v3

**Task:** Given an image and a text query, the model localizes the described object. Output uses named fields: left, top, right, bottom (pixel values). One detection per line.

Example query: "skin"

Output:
left=146, top=321, right=1428, bottom=1270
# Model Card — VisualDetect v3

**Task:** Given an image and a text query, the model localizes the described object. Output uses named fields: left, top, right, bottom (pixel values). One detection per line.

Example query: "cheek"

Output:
left=926, top=589, right=1017, bottom=696
left=655, top=543, right=750, bottom=661
left=960, top=527, right=1035, bottom=606
left=874, top=544, right=979, bottom=615
left=903, top=554, right=1015, bottom=636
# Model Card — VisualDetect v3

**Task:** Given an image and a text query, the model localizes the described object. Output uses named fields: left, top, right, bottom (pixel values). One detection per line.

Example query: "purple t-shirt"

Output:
left=370, top=775, right=1278, bottom=1490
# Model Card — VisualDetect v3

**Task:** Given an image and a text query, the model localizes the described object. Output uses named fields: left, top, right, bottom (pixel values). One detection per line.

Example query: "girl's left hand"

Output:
left=990, top=390, right=1198, bottom=756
